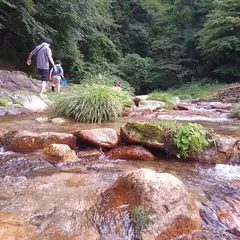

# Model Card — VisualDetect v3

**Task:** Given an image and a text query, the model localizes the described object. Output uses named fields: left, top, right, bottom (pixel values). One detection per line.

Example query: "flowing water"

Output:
left=0, top=115, right=240, bottom=239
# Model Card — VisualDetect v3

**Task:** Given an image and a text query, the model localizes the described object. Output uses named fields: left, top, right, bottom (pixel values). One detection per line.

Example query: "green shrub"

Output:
left=51, top=84, right=126, bottom=123
left=174, top=122, right=209, bottom=158
left=130, top=206, right=154, bottom=239
left=228, top=105, right=240, bottom=120
left=0, top=97, right=10, bottom=107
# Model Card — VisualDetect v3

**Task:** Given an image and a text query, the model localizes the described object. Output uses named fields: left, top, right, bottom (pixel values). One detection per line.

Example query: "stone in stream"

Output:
left=0, top=128, right=6, bottom=142
left=112, top=168, right=200, bottom=240
left=120, top=122, right=165, bottom=149
left=2, top=130, right=76, bottom=151
left=106, top=145, right=155, bottom=161
left=73, top=128, right=120, bottom=148
left=0, top=212, right=41, bottom=239
left=78, top=149, right=103, bottom=160
left=42, top=144, right=78, bottom=164
left=187, top=135, right=240, bottom=164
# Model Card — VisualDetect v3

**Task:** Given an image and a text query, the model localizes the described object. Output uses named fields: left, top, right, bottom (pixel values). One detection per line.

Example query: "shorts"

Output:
left=38, top=69, right=49, bottom=81
left=53, top=76, right=61, bottom=83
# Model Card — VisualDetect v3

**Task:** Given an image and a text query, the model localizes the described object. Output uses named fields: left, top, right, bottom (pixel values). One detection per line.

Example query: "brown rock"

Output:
left=120, top=122, right=165, bottom=149
left=133, top=95, right=149, bottom=106
left=0, top=128, right=6, bottom=142
left=73, top=128, right=120, bottom=148
left=78, top=149, right=102, bottom=160
left=0, top=212, right=40, bottom=239
left=188, top=135, right=239, bottom=164
left=106, top=145, right=155, bottom=161
left=2, top=131, right=76, bottom=152
left=217, top=209, right=240, bottom=231
left=112, top=169, right=200, bottom=240
left=42, top=144, right=77, bottom=164
left=176, top=104, right=190, bottom=111
left=122, top=107, right=133, bottom=117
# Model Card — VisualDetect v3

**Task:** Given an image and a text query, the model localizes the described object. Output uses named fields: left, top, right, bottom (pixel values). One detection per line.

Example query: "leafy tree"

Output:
left=119, top=53, right=152, bottom=94
left=200, top=0, right=240, bottom=80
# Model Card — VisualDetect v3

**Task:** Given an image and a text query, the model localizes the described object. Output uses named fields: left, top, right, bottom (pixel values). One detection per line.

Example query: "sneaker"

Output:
left=52, top=86, right=55, bottom=91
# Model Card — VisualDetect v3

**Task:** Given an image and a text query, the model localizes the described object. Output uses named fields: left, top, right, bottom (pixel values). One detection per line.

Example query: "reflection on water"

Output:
left=0, top=115, right=240, bottom=239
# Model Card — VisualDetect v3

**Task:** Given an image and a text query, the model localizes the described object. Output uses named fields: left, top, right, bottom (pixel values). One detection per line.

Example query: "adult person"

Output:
left=27, top=38, right=57, bottom=96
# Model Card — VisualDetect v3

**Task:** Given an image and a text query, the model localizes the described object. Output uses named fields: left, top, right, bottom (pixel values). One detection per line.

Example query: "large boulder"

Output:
left=42, top=144, right=77, bottom=164
left=2, top=131, right=76, bottom=151
left=188, top=135, right=240, bottom=164
left=133, top=95, right=149, bottom=106
left=73, top=128, right=120, bottom=148
left=120, top=122, right=165, bottom=149
left=112, top=169, right=200, bottom=240
left=138, top=100, right=165, bottom=111
left=0, top=212, right=40, bottom=239
left=106, top=145, right=155, bottom=161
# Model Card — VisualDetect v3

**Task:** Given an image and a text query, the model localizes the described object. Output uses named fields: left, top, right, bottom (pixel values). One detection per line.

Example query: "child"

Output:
left=49, top=60, right=64, bottom=93
left=114, top=79, right=122, bottom=89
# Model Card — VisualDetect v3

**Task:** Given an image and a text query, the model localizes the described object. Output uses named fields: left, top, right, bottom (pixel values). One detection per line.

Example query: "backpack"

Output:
left=52, top=65, right=62, bottom=75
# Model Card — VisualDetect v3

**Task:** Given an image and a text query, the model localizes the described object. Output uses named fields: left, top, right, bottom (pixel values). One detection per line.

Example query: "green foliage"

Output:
left=119, top=54, right=152, bottom=94
left=174, top=123, right=209, bottom=158
left=166, top=80, right=226, bottom=99
left=51, top=84, right=126, bottom=123
left=0, top=97, right=10, bottom=107
left=228, top=105, right=240, bottom=120
left=130, top=206, right=154, bottom=239
left=200, top=0, right=240, bottom=79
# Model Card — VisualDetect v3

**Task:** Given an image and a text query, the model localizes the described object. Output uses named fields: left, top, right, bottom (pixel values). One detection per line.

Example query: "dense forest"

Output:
left=0, top=0, right=239, bottom=94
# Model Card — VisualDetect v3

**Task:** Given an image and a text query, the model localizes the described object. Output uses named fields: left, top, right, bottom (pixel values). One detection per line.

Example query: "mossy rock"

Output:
left=121, top=122, right=165, bottom=148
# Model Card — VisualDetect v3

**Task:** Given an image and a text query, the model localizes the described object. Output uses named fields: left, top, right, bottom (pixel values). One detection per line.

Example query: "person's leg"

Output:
left=56, top=76, right=61, bottom=93
left=39, top=69, right=49, bottom=95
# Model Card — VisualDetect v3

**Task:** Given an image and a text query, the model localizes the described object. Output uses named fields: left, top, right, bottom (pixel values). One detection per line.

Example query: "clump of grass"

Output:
left=166, top=80, right=225, bottom=99
left=0, top=97, right=10, bottom=107
left=148, top=92, right=176, bottom=110
left=130, top=206, right=154, bottom=239
left=51, top=84, right=126, bottom=123
left=112, top=88, right=134, bottom=107
left=228, top=105, right=240, bottom=120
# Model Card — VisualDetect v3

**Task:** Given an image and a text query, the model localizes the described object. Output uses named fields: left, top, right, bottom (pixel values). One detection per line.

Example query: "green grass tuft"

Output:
left=50, top=84, right=129, bottom=123
left=228, top=105, right=240, bottom=120
left=0, top=97, right=10, bottom=107
left=148, top=92, right=176, bottom=109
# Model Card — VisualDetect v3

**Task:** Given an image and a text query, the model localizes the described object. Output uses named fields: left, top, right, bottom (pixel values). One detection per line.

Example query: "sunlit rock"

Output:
left=42, top=144, right=77, bottom=164
left=106, top=145, right=155, bottom=161
left=51, top=117, right=68, bottom=124
left=122, top=107, right=134, bottom=117
left=112, top=168, right=200, bottom=240
left=0, top=212, right=40, bottom=239
left=138, top=100, right=165, bottom=111
left=120, top=122, right=165, bottom=149
left=73, top=128, right=120, bottom=148
left=35, top=117, right=51, bottom=123
left=2, top=131, right=76, bottom=151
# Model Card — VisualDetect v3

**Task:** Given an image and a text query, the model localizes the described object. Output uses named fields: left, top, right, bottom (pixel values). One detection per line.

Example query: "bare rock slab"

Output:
left=73, top=128, right=120, bottom=148
left=112, top=168, right=200, bottom=240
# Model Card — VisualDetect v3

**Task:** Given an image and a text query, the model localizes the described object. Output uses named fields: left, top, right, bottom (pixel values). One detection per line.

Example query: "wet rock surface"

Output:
left=42, top=144, right=78, bottom=164
left=73, top=128, right=120, bottom=148
left=112, top=168, right=200, bottom=240
left=106, top=145, right=155, bottom=161
left=2, top=131, right=76, bottom=151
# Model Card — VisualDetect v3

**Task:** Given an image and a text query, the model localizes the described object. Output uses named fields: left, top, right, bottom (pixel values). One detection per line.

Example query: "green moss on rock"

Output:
left=125, top=122, right=162, bottom=141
